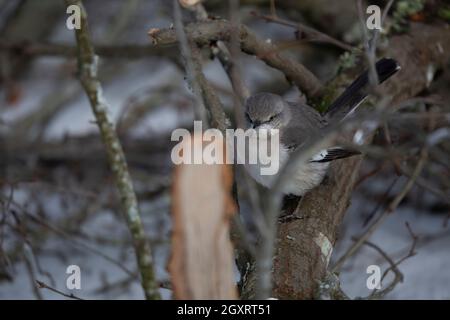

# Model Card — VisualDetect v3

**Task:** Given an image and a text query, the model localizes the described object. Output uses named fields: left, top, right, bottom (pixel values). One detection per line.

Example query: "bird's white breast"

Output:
left=244, top=140, right=329, bottom=196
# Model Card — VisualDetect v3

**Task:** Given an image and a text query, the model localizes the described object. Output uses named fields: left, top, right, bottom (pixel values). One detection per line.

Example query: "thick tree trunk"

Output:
left=270, top=22, right=450, bottom=299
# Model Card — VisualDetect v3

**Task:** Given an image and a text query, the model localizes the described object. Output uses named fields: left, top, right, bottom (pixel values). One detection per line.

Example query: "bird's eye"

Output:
left=268, top=115, right=276, bottom=122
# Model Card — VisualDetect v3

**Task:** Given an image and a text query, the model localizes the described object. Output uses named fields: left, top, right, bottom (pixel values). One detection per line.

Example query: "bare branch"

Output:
left=173, top=0, right=230, bottom=131
left=148, top=19, right=323, bottom=99
left=362, top=222, right=418, bottom=299
left=332, top=148, right=427, bottom=273
left=250, top=12, right=355, bottom=52
left=0, top=40, right=173, bottom=59
left=36, top=280, right=83, bottom=300
left=65, top=0, right=160, bottom=300
left=360, top=241, right=404, bottom=299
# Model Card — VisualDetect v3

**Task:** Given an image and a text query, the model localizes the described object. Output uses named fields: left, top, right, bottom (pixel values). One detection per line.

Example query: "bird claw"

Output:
left=278, top=212, right=304, bottom=223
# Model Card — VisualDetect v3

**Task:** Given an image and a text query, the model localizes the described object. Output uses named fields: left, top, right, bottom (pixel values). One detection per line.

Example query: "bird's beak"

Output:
left=252, top=121, right=261, bottom=129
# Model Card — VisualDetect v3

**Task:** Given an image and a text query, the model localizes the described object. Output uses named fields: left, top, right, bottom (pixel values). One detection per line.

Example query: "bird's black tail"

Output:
left=324, top=58, right=400, bottom=121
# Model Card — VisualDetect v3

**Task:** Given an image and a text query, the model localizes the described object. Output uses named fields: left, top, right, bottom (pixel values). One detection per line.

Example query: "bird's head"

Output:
left=244, top=93, right=291, bottom=131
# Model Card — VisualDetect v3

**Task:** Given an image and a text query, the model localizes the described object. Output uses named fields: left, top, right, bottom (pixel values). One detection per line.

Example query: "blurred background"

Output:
left=0, top=0, right=449, bottom=299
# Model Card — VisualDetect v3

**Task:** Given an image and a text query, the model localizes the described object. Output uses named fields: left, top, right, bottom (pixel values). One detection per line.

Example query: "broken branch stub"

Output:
left=170, top=133, right=238, bottom=299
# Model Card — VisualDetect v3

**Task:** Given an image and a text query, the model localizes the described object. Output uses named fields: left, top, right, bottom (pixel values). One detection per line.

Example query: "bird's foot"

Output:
left=278, top=212, right=304, bottom=223
left=278, top=194, right=306, bottom=223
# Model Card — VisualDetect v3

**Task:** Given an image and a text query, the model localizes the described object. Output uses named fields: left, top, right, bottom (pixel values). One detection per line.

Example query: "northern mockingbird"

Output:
left=243, top=58, right=400, bottom=196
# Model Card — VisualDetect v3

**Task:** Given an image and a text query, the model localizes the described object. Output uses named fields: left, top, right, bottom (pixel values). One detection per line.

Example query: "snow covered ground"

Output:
left=335, top=188, right=450, bottom=299
left=2, top=170, right=449, bottom=299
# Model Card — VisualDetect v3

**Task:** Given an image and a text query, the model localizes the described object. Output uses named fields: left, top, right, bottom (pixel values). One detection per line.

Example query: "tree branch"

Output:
left=148, top=19, right=323, bottom=99
left=36, top=280, right=83, bottom=300
left=0, top=40, right=172, bottom=59
left=250, top=11, right=355, bottom=52
left=66, top=0, right=160, bottom=300
left=268, top=22, right=450, bottom=299
left=332, top=148, right=427, bottom=274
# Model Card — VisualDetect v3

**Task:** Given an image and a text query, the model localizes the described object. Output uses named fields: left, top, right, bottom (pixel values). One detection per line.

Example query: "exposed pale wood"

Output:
left=170, top=133, right=238, bottom=299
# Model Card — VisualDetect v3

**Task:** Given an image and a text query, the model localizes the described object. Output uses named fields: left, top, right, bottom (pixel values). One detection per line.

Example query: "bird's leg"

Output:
left=278, top=194, right=304, bottom=223
left=322, top=172, right=332, bottom=185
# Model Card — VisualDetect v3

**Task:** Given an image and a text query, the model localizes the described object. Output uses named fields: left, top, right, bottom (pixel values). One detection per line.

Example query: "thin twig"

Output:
left=332, top=148, right=427, bottom=273
left=36, top=280, right=83, bottom=300
left=357, top=0, right=395, bottom=88
left=360, top=241, right=404, bottom=299
left=2, top=198, right=135, bottom=277
left=0, top=40, right=171, bottom=59
left=269, top=0, right=277, bottom=17
left=174, top=0, right=230, bottom=132
left=362, top=177, right=399, bottom=227
left=363, top=222, right=418, bottom=299
left=173, top=0, right=209, bottom=126
left=251, top=12, right=355, bottom=52
left=357, top=0, right=378, bottom=87
left=149, top=20, right=323, bottom=99
left=228, top=0, right=250, bottom=117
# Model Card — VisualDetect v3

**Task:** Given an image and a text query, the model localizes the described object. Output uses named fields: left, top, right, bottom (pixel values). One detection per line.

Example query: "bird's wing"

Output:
left=324, top=58, right=400, bottom=122
left=287, top=101, right=327, bottom=129
left=281, top=102, right=360, bottom=162
left=310, top=147, right=361, bottom=163
left=280, top=101, right=327, bottom=150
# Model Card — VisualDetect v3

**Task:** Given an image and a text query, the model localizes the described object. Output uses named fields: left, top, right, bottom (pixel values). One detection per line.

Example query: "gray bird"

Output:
left=244, top=58, right=400, bottom=196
